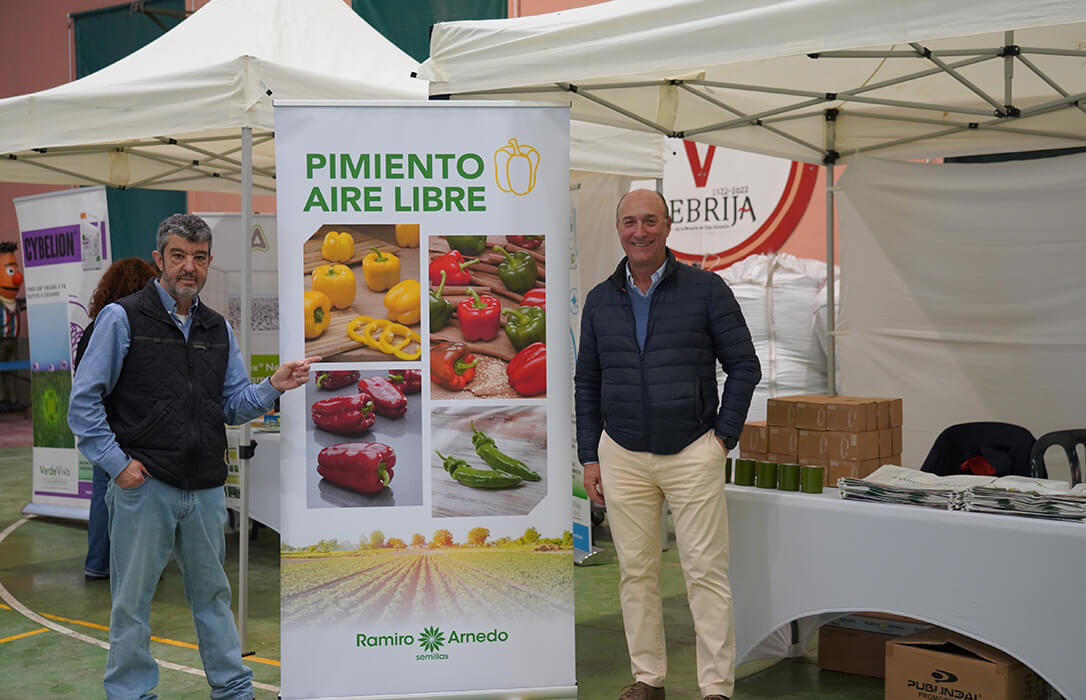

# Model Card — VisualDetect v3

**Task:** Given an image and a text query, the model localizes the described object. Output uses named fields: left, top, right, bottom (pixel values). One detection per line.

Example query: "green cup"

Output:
left=800, top=465, right=825, bottom=493
left=755, top=461, right=779, bottom=489
left=778, top=463, right=801, bottom=491
left=733, top=458, right=756, bottom=486
left=725, top=457, right=733, bottom=484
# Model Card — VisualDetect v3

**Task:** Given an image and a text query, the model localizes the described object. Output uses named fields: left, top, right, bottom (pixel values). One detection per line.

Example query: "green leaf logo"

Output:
left=418, top=626, right=445, bottom=653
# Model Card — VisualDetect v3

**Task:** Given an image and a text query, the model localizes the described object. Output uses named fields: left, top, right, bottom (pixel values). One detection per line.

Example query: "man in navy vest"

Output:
left=575, top=190, right=761, bottom=700
left=69, top=214, right=317, bottom=700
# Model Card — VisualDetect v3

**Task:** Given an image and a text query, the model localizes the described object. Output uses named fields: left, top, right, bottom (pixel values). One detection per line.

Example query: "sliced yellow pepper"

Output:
left=312, top=264, right=356, bottom=309
left=321, top=231, right=354, bottom=262
left=346, top=316, right=385, bottom=348
left=362, top=246, right=400, bottom=292
left=303, top=290, right=332, bottom=339
left=378, top=323, right=422, bottom=361
left=394, top=223, right=420, bottom=248
left=384, top=279, right=420, bottom=325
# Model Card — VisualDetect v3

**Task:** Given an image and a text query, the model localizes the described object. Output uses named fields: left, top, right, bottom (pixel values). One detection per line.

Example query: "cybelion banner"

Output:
left=14, top=186, right=111, bottom=518
left=274, top=101, right=574, bottom=700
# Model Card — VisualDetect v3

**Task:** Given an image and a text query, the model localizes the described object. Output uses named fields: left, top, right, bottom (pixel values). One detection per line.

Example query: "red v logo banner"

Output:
left=683, top=140, right=716, bottom=187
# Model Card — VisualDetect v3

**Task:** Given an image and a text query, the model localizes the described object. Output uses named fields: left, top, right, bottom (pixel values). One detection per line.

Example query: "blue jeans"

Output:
left=85, top=464, right=111, bottom=577
left=105, top=477, right=253, bottom=700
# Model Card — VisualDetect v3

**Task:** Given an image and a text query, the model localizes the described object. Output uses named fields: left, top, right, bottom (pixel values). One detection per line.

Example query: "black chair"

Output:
left=1029, top=429, right=1086, bottom=485
left=920, top=422, right=1035, bottom=477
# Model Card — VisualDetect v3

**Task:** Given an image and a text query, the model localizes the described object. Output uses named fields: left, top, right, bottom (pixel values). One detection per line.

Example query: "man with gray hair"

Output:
left=69, top=213, right=318, bottom=699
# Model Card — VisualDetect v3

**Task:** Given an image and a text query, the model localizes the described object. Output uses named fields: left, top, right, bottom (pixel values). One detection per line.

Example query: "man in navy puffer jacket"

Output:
left=575, top=189, right=761, bottom=700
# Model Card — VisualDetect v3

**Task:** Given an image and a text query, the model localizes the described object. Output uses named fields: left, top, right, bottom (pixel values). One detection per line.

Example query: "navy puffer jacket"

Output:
left=575, top=251, right=761, bottom=464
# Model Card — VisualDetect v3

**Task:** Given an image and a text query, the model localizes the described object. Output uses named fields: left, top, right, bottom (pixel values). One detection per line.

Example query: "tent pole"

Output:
left=238, top=126, right=254, bottom=654
left=824, top=110, right=838, bottom=396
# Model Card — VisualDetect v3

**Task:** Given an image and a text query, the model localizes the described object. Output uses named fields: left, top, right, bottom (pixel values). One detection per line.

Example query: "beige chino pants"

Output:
left=598, top=429, right=735, bottom=698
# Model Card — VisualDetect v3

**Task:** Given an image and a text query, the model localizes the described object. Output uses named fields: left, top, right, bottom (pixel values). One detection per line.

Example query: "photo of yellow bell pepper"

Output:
left=395, top=223, right=420, bottom=248
left=384, top=279, right=421, bottom=325
left=304, top=290, right=332, bottom=339
left=321, top=231, right=354, bottom=262
left=362, top=246, right=400, bottom=292
left=312, top=263, right=357, bottom=309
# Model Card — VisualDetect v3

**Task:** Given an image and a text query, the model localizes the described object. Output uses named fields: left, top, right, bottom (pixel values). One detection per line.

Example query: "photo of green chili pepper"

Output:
left=492, top=244, right=539, bottom=294
left=444, top=235, right=488, bottom=256
left=436, top=450, right=523, bottom=489
left=470, top=421, right=541, bottom=481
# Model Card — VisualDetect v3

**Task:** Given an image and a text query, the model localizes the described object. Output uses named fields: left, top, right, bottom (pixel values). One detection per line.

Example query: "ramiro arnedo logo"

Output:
left=356, top=625, right=510, bottom=662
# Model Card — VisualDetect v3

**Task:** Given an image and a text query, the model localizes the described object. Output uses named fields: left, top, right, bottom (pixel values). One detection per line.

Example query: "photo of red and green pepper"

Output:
left=427, top=234, right=548, bottom=399
left=303, top=224, right=422, bottom=363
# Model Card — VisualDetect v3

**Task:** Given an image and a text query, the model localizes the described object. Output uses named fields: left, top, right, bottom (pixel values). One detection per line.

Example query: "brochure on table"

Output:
left=274, top=100, right=575, bottom=700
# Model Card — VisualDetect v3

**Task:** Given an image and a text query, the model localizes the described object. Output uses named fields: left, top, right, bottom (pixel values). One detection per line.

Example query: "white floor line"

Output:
left=0, top=515, right=278, bottom=693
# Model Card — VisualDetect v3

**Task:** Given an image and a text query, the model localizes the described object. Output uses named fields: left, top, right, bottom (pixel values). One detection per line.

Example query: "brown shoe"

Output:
left=704, top=695, right=729, bottom=700
left=618, top=681, right=665, bottom=699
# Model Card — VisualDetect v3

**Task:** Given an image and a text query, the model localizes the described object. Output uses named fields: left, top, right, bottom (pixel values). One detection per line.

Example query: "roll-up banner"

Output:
left=274, top=101, right=574, bottom=700
left=13, top=186, right=111, bottom=519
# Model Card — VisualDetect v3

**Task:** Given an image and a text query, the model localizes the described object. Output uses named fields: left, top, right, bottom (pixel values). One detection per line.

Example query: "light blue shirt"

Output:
left=626, top=259, right=667, bottom=350
left=67, top=279, right=280, bottom=479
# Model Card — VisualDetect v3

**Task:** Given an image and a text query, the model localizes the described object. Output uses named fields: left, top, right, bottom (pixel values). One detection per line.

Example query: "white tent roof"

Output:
left=0, top=0, right=426, bottom=194
left=420, top=0, right=1086, bottom=163
left=0, top=0, right=663, bottom=193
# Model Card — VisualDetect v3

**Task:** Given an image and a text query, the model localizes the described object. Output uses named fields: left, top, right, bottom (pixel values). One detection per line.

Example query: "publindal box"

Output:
left=819, top=614, right=931, bottom=679
left=885, top=629, right=1048, bottom=700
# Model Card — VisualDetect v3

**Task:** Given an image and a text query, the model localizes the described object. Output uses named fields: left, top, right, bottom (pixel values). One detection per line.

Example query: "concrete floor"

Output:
left=0, top=443, right=884, bottom=699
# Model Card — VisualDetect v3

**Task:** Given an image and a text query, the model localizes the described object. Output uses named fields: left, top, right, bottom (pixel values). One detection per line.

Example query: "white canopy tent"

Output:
left=420, top=0, right=1086, bottom=392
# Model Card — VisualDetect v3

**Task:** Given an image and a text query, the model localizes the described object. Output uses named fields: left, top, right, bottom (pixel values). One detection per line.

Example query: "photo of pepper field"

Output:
left=303, top=223, right=422, bottom=362
left=430, top=405, right=547, bottom=517
left=429, top=234, right=546, bottom=399
left=281, top=528, right=573, bottom=625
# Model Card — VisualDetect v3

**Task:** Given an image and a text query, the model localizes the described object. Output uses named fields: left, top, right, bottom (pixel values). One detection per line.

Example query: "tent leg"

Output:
left=238, top=126, right=253, bottom=654
left=824, top=111, right=838, bottom=395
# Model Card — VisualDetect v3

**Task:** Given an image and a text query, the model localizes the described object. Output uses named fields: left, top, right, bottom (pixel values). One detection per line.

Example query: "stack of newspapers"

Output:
left=838, top=465, right=1086, bottom=519
left=962, top=476, right=1086, bottom=520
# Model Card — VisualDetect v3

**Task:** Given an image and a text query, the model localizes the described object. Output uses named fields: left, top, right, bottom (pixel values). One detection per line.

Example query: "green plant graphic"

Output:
left=418, top=626, right=445, bottom=653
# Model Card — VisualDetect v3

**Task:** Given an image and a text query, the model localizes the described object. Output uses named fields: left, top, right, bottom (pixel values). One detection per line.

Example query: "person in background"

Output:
left=74, top=257, right=159, bottom=581
left=0, top=241, right=25, bottom=412
left=68, top=214, right=319, bottom=700
left=575, top=189, right=761, bottom=700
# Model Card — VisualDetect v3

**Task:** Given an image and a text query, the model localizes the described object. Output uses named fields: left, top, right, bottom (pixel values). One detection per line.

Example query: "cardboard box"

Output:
left=798, top=455, right=827, bottom=468
left=885, top=629, right=1048, bottom=700
left=739, top=421, right=768, bottom=454
left=826, top=430, right=881, bottom=461
left=767, top=452, right=798, bottom=464
left=819, top=614, right=932, bottom=679
left=826, top=398, right=879, bottom=432
left=826, top=457, right=883, bottom=485
left=891, top=426, right=902, bottom=455
left=768, top=426, right=798, bottom=455
left=794, top=397, right=829, bottom=430
left=741, top=450, right=767, bottom=463
left=765, top=397, right=798, bottom=427
left=798, top=429, right=830, bottom=459
left=879, top=428, right=893, bottom=457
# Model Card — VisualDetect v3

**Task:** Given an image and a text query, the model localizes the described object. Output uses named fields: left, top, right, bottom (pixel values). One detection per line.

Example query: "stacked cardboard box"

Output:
left=741, top=394, right=903, bottom=486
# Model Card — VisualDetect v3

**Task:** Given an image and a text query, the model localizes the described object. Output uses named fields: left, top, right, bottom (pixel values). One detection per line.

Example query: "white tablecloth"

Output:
left=726, top=485, right=1085, bottom=698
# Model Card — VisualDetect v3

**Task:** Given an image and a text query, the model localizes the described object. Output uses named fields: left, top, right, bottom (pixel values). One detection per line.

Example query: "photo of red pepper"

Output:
left=506, top=234, right=543, bottom=250
left=431, top=342, right=478, bottom=391
left=387, top=369, right=422, bottom=394
left=428, top=249, right=478, bottom=286
left=315, top=370, right=360, bottom=391
left=316, top=442, right=396, bottom=494
left=457, top=288, right=502, bottom=341
left=507, top=342, right=546, bottom=396
left=357, top=376, right=408, bottom=418
left=520, top=288, right=546, bottom=309
left=310, top=393, right=375, bottom=435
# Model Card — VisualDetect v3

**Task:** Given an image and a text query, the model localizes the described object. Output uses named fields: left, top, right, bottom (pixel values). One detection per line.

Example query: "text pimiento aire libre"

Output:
left=303, top=152, right=488, bottom=213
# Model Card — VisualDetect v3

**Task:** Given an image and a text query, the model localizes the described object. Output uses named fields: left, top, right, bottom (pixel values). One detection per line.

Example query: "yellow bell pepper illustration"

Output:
left=394, top=223, right=420, bottom=248
left=494, top=138, right=540, bottom=196
left=320, top=231, right=354, bottom=262
left=384, top=279, right=421, bottom=325
left=362, top=246, right=401, bottom=292
left=311, top=263, right=357, bottom=309
left=303, top=290, right=332, bottom=339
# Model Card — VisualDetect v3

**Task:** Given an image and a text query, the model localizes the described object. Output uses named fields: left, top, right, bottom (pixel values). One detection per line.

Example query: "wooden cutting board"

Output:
left=304, top=224, right=422, bottom=362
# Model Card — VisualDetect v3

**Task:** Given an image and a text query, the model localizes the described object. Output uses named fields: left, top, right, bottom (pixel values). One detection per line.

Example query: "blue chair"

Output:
left=1029, top=429, right=1086, bottom=485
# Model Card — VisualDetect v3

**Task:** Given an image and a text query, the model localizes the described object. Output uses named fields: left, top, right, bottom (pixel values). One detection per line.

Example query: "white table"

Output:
left=726, top=485, right=1085, bottom=698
